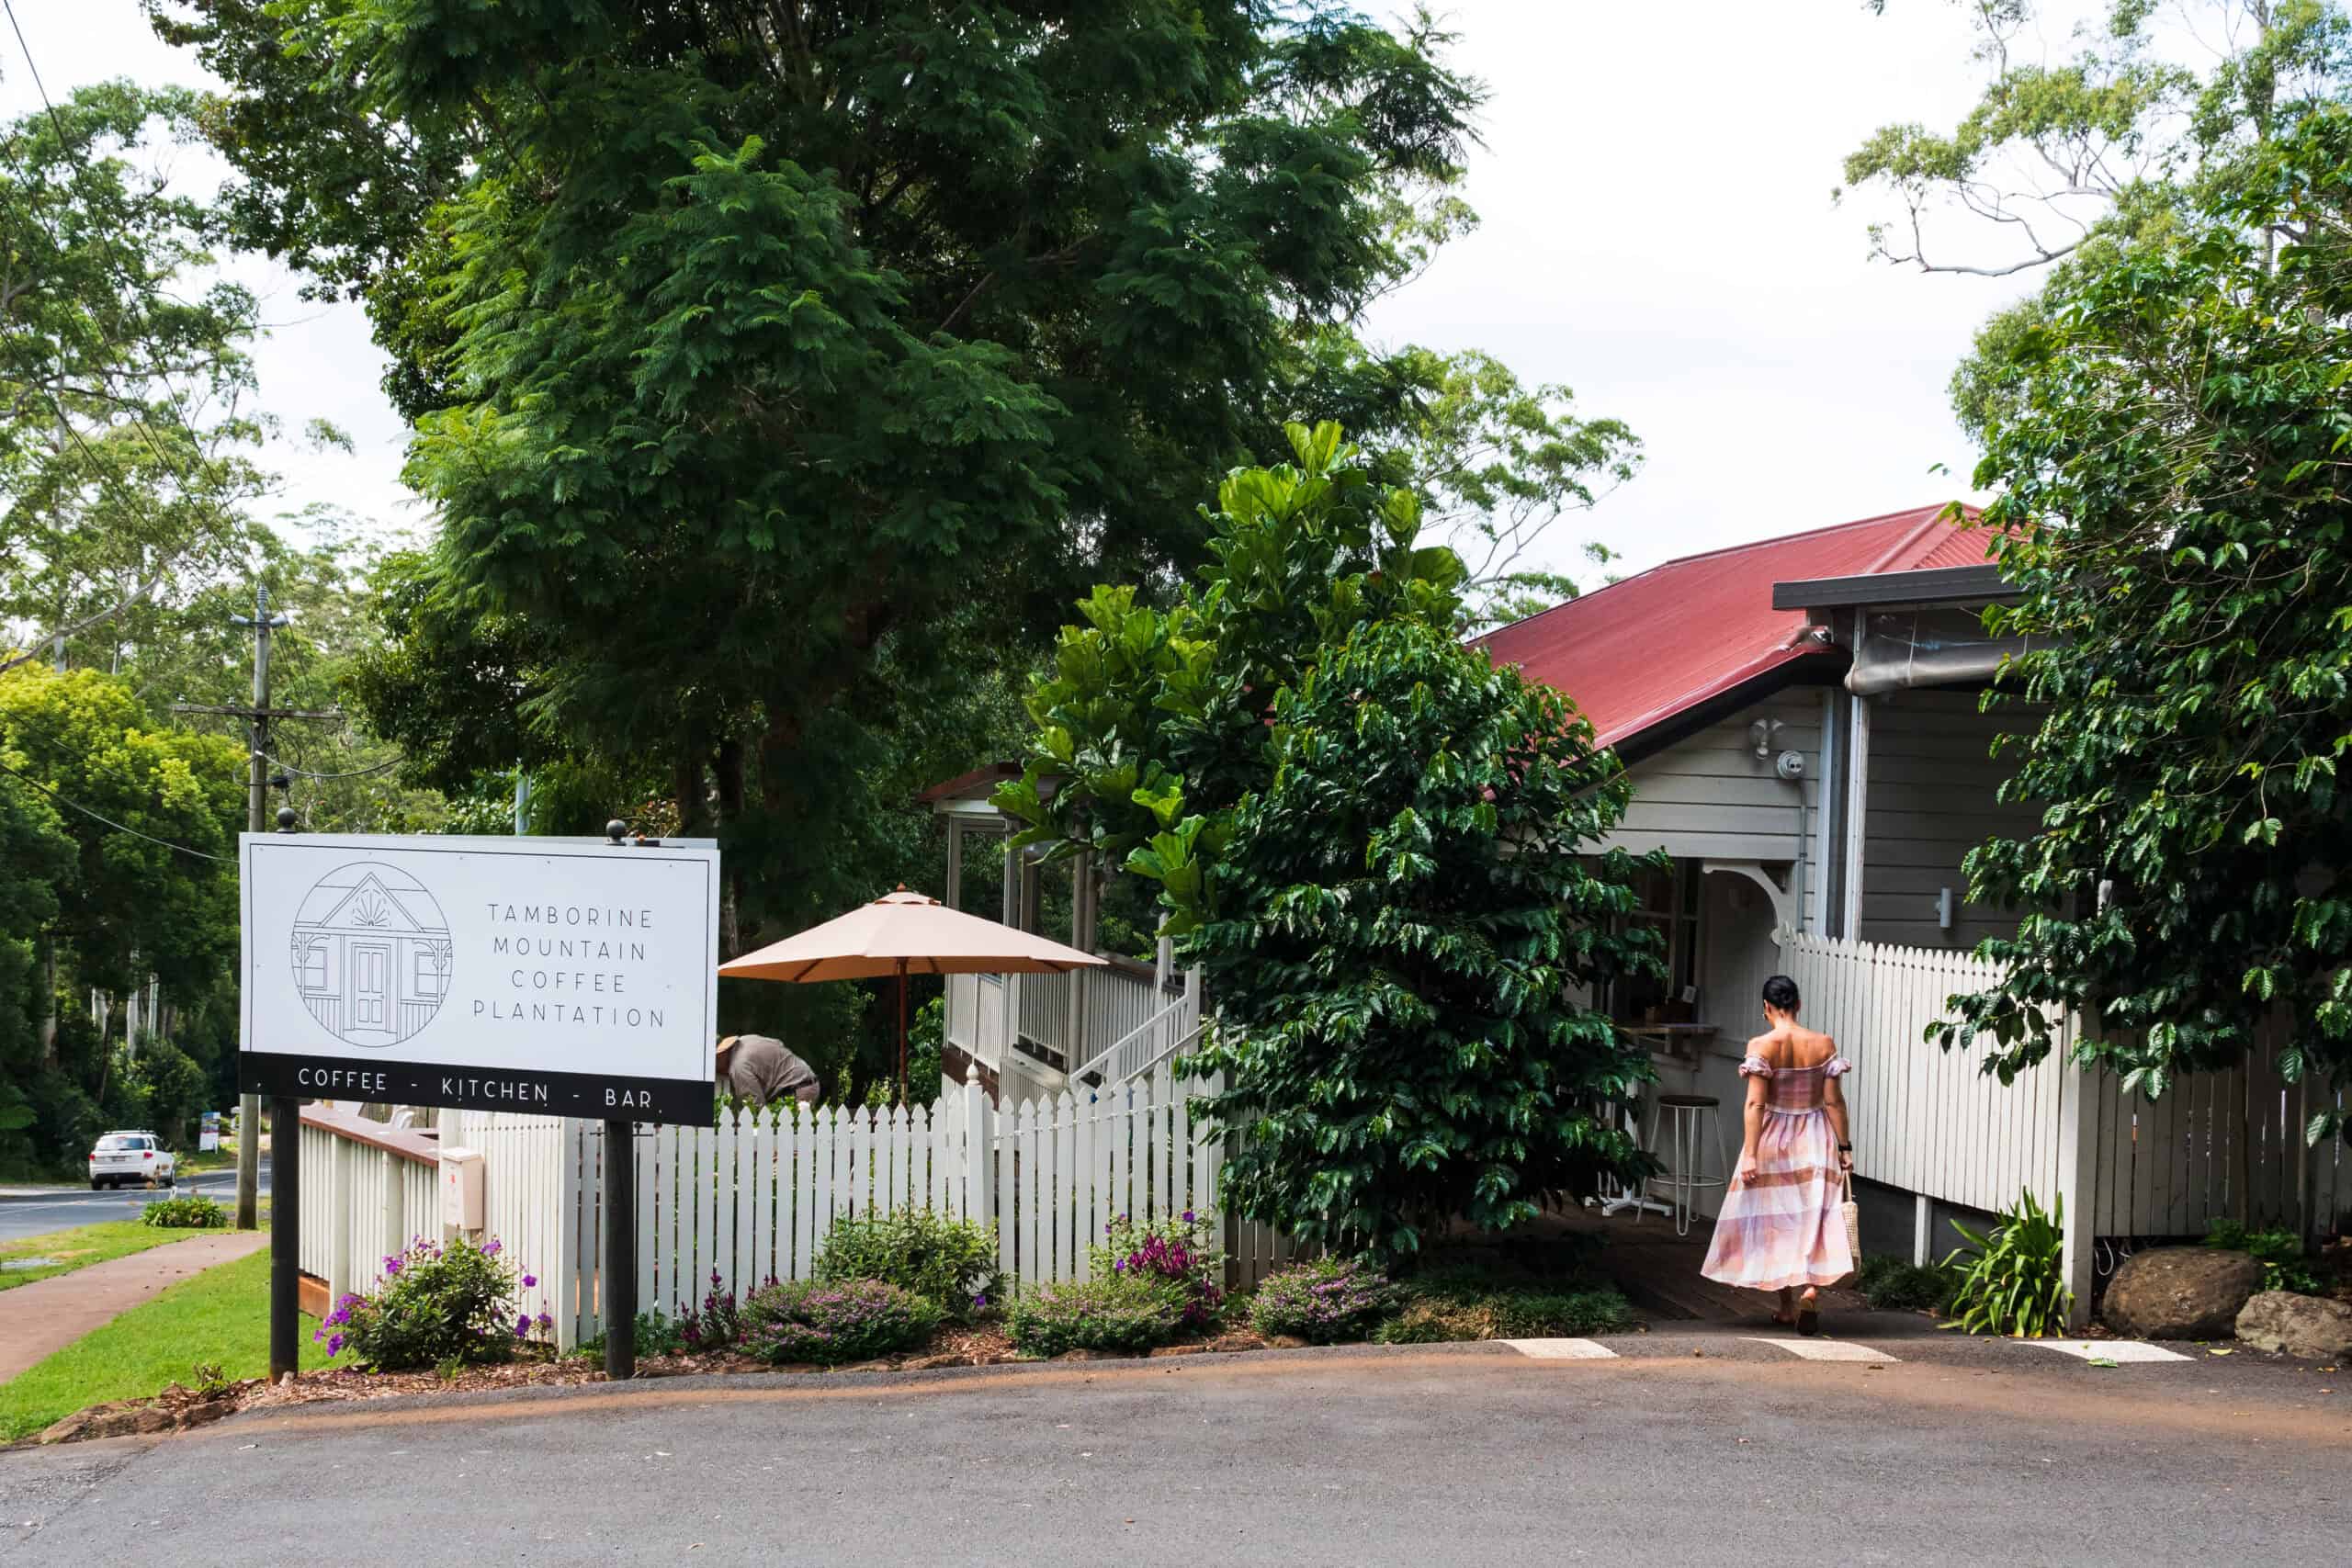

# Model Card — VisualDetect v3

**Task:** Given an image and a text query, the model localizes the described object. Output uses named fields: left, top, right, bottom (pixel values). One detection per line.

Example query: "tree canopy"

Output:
left=1852, top=6, right=2352, bottom=1142
left=1928, top=107, right=2352, bottom=1143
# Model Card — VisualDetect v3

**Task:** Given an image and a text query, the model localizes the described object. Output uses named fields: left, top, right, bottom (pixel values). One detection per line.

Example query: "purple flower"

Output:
left=514, top=1314, right=530, bottom=1338
left=482, top=1238, right=502, bottom=1257
left=521, top=1274, right=537, bottom=1288
left=326, top=1333, right=345, bottom=1356
left=382, top=1258, right=401, bottom=1277
left=536, top=1313, right=553, bottom=1331
left=1182, top=1210, right=1195, bottom=1224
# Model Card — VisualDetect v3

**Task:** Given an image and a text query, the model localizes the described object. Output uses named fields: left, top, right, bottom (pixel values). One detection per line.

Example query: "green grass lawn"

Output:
left=0, top=1249, right=326, bottom=1440
left=0, top=1219, right=202, bottom=1293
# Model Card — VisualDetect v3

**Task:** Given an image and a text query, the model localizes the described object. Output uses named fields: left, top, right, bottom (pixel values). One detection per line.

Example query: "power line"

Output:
left=0, top=754, right=233, bottom=863
left=267, top=751, right=405, bottom=781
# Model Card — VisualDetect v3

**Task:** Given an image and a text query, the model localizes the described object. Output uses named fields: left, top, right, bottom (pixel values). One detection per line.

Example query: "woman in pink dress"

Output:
left=1700, top=975, right=1854, bottom=1335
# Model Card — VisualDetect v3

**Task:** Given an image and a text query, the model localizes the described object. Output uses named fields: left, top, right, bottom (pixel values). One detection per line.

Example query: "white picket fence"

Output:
left=1778, top=933, right=2073, bottom=1217
left=1779, top=931, right=2350, bottom=1322
left=435, top=1066, right=1285, bottom=1349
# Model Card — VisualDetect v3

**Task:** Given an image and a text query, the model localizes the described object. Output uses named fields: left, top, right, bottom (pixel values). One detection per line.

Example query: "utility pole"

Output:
left=173, top=586, right=337, bottom=1231
left=229, top=585, right=284, bottom=1232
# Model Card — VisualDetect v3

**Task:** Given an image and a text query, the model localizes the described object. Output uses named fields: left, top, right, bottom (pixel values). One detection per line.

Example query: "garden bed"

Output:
left=20, top=1315, right=1293, bottom=1445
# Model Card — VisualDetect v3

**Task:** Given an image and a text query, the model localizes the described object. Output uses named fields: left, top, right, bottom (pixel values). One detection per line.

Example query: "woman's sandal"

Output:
left=1794, top=1295, right=1820, bottom=1337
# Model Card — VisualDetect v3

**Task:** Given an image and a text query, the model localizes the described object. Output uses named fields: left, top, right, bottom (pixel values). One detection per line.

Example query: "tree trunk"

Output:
left=714, top=738, right=746, bottom=959
left=37, top=939, right=56, bottom=1067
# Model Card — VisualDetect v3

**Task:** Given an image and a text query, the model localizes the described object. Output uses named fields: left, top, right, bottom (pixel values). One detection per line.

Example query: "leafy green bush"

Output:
left=1097, top=1211, right=1224, bottom=1327
left=1855, top=1255, right=1958, bottom=1314
left=1941, top=1191, right=2071, bottom=1337
left=577, top=1310, right=686, bottom=1360
left=1247, top=1255, right=1399, bottom=1343
left=1372, top=1284, right=1638, bottom=1344
left=740, top=1279, right=942, bottom=1366
left=813, top=1209, right=1003, bottom=1319
left=141, top=1194, right=227, bottom=1229
left=1006, top=1275, right=1190, bottom=1357
left=323, top=1236, right=541, bottom=1371
left=2205, top=1220, right=2324, bottom=1296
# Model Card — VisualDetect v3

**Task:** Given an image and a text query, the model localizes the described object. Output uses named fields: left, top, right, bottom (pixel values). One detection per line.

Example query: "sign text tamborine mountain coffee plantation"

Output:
left=241, top=834, right=720, bottom=1123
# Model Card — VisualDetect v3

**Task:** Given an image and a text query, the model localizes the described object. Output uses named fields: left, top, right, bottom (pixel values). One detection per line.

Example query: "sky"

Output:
left=3, top=0, right=2069, bottom=586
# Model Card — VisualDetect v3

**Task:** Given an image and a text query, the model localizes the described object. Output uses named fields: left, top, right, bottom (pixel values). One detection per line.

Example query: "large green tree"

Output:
left=149, top=2, right=1637, bottom=957
left=1858, top=6, right=2352, bottom=1137
left=0, top=83, right=269, bottom=674
left=998, top=423, right=1658, bottom=1257
left=1925, top=109, right=2352, bottom=1143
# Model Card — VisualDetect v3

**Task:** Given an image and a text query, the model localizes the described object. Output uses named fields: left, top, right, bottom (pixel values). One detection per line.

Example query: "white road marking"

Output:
left=1744, top=1337, right=1899, bottom=1362
left=2024, top=1339, right=2190, bottom=1363
left=1501, top=1338, right=1618, bottom=1359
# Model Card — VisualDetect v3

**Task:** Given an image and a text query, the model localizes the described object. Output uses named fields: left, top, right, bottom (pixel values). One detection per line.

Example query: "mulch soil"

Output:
left=27, top=1319, right=1281, bottom=1446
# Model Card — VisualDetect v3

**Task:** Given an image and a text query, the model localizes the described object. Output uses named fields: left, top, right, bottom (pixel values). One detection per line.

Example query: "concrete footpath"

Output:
left=0, top=1232, right=269, bottom=1383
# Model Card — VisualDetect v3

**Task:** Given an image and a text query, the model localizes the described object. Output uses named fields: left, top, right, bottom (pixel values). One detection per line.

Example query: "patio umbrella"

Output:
left=717, top=886, right=1105, bottom=1103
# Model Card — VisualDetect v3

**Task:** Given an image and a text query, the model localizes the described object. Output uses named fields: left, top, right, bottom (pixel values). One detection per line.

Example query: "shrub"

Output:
left=1006, top=1274, right=1190, bottom=1357
left=322, top=1236, right=546, bottom=1371
left=1096, top=1211, right=1224, bottom=1328
left=578, top=1310, right=686, bottom=1360
left=141, top=1194, right=227, bottom=1229
left=678, top=1268, right=759, bottom=1351
left=1855, top=1255, right=1959, bottom=1314
left=1247, top=1255, right=1399, bottom=1343
left=740, top=1279, right=942, bottom=1366
left=1372, top=1285, right=1638, bottom=1344
left=1941, top=1191, right=2071, bottom=1337
left=2205, top=1220, right=2324, bottom=1296
left=813, top=1209, right=1003, bottom=1319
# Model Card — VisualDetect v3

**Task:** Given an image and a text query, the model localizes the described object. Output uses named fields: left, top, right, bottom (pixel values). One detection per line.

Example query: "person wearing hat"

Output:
left=715, top=1033, right=821, bottom=1107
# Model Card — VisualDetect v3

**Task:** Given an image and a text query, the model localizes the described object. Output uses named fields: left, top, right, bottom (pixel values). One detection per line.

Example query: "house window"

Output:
left=297, top=939, right=330, bottom=994
left=1615, top=860, right=1701, bottom=1024
left=413, top=948, right=447, bottom=999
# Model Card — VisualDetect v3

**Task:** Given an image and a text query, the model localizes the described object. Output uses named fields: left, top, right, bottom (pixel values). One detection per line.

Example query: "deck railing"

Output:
left=944, top=961, right=1197, bottom=1086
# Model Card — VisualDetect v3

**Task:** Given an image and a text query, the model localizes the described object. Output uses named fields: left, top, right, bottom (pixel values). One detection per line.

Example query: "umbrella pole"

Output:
left=897, top=958, right=909, bottom=1107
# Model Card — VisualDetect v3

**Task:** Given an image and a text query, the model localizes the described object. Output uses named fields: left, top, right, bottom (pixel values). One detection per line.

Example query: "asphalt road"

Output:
left=4, top=1337, right=2346, bottom=1565
left=0, top=1158, right=271, bottom=1245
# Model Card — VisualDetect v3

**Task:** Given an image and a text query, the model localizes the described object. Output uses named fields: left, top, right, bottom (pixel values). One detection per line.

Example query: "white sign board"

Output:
left=241, top=834, right=719, bottom=1123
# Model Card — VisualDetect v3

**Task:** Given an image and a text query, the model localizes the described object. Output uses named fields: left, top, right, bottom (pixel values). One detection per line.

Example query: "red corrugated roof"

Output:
left=1477, top=503, right=1992, bottom=750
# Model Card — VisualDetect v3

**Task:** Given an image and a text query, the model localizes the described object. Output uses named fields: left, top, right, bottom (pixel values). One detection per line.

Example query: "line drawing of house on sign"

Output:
left=289, top=861, right=453, bottom=1048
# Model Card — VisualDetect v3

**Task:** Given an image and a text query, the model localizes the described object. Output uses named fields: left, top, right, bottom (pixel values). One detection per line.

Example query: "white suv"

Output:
left=88, top=1131, right=175, bottom=1190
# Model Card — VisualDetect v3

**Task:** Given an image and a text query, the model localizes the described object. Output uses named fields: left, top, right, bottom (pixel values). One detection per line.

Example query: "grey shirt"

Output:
left=718, top=1034, right=820, bottom=1106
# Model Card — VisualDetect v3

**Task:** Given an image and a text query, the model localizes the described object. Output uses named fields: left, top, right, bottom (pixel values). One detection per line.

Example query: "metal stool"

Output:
left=1645, top=1093, right=1731, bottom=1236
left=1594, top=1099, right=1672, bottom=1221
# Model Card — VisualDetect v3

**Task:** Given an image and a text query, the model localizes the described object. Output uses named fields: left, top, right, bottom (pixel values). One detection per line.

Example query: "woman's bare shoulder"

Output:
left=1795, top=1026, right=1838, bottom=1066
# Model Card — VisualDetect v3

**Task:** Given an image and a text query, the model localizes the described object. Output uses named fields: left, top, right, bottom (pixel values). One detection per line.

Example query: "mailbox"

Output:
left=439, top=1145, right=484, bottom=1232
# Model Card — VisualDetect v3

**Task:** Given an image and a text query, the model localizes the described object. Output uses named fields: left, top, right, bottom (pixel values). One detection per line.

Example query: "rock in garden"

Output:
left=1261, top=1335, right=1308, bottom=1349
left=1052, top=1348, right=1103, bottom=1361
left=180, top=1397, right=239, bottom=1430
left=1148, top=1344, right=1206, bottom=1358
left=2102, top=1247, right=2265, bottom=1339
left=2235, top=1291, right=2352, bottom=1359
